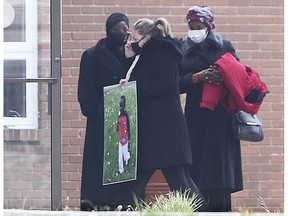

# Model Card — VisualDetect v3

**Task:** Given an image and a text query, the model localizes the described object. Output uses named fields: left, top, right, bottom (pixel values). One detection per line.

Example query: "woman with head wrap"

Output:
left=78, top=12, right=137, bottom=211
left=179, top=5, right=243, bottom=212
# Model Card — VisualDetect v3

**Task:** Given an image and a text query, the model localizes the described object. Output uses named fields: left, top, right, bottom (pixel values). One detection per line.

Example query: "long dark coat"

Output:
left=179, top=32, right=243, bottom=193
left=78, top=38, right=135, bottom=210
left=129, top=37, right=192, bottom=170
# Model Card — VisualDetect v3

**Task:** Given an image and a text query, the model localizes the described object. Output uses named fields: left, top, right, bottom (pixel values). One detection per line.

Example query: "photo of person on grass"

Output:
left=103, top=81, right=137, bottom=185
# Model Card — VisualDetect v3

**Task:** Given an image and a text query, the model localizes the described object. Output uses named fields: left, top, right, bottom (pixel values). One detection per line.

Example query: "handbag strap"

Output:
left=124, top=55, right=140, bottom=82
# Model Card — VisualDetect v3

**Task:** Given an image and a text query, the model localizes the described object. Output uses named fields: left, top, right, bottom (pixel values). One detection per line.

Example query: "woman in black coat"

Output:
left=78, top=12, right=137, bottom=211
left=179, top=6, right=243, bottom=212
left=121, top=17, right=209, bottom=212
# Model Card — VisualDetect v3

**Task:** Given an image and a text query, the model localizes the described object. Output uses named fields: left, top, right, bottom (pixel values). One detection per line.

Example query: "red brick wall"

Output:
left=61, top=0, right=284, bottom=212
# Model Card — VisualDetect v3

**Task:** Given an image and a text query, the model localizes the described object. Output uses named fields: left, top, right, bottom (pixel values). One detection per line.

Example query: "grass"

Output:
left=237, top=196, right=282, bottom=215
left=62, top=192, right=283, bottom=215
left=139, top=190, right=202, bottom=216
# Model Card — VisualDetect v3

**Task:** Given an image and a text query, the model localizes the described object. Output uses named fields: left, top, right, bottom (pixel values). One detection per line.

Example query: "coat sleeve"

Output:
left=178, top=39, right=239, bottom=94
left=177, top=38, right=203, bottom=94
left=78, top=50, right=100, bottom=120
left=178, top=64, right=196, bottom=94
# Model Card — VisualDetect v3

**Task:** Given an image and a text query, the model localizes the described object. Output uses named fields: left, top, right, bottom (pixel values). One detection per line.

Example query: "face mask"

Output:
left=188, top=28, right=208, bottom=44
left=131, top=41, right=143, bottom=55
left=108, top=31, right=129, bottom=47
left=131, top=36, right=145, bottom=55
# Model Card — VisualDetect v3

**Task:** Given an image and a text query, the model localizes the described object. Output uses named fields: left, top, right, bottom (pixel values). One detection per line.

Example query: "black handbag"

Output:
left=233, top=110, right=264, bottom=142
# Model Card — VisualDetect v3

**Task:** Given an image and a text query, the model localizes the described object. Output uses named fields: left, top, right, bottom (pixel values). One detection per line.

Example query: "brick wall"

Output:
left=61, top=0, right=284, bottom=212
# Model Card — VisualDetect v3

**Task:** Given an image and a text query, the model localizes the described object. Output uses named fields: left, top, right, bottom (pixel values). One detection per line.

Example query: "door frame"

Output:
left=51, top=0, right=62, bottom=210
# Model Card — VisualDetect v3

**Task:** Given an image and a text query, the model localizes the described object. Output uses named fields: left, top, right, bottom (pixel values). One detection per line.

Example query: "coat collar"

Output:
left=141, top=37, right=183, bottom=62
left=94, top=38, right=126, bottom=78
left=182, top=31, right=224, bottom=54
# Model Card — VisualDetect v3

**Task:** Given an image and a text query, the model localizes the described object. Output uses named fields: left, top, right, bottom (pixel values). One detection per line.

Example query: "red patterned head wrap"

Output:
left=186, top=5, right=215, bottom=31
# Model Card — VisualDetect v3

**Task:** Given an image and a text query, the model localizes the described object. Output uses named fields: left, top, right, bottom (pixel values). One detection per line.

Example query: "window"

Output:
left=4, top=0, right=38, bottom=129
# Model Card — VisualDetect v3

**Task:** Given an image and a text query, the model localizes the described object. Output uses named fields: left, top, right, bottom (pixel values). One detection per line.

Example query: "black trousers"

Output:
left=132, top=166, right=210, bottom=212
left=202, top=188, right=231, bottom=212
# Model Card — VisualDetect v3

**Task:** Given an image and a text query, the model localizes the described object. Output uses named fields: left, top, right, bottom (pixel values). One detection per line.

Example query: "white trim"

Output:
left=3, top=0, right=38, bottom=129
left=3, top=55, right=38, bottom=129
left=4, top=0, right=37, bottom=50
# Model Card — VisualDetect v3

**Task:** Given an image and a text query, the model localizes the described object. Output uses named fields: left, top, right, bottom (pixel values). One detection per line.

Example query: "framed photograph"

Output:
left=103, top=81, right=138, bottom=185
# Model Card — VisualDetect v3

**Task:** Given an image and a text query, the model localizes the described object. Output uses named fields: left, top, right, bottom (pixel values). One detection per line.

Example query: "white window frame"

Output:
left=4, top=0, right=38, bottom=129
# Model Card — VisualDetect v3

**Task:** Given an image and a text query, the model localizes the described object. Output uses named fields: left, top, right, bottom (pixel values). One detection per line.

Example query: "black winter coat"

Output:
left=78, top=38, right=135, bottom=209
left=129, top=37, right=192, bottom=170
left=179, top=32, right=243, bottom=192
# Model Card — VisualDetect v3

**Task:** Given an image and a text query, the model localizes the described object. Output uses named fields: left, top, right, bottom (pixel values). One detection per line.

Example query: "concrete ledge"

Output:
left=3, top=209, right=284, bottom=216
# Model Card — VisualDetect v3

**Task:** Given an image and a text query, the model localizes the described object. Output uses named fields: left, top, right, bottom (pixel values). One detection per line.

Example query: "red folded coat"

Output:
left=200, top=52, right=268, bottom=114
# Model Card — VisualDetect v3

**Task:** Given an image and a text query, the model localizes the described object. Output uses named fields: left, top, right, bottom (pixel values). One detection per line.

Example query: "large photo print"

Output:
left=103, top=81, right=138, bottom=185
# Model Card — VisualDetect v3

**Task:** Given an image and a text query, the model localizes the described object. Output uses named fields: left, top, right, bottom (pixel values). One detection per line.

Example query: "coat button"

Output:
left=113, top=76, right=117, bottom=79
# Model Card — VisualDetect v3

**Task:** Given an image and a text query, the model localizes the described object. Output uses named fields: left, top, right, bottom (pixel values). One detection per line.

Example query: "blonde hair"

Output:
left=133, top=18, right=173, bottom=38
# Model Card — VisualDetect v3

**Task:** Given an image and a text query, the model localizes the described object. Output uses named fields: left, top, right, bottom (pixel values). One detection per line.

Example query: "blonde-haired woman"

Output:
left=121, top=18, right=209, bottom=211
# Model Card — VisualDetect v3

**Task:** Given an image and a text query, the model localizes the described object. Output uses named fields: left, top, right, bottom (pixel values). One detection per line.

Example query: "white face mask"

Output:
left=188, top=28, right=208, bottom=43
